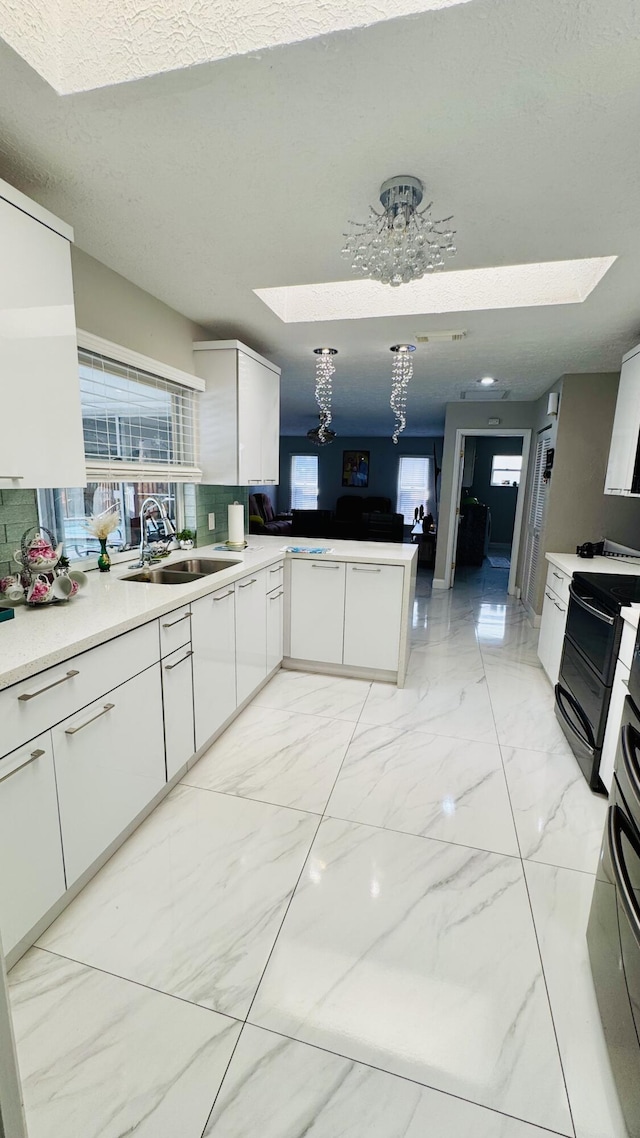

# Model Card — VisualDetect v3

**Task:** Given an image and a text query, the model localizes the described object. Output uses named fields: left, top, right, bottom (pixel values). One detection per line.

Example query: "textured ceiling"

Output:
left=0, top=0, right=639, bottom=434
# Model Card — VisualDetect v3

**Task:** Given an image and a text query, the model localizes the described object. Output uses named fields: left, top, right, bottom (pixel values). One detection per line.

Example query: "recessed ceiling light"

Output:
left=480, top=376, right=495, bottom=385
left=254, top=257, right=616, bottom=323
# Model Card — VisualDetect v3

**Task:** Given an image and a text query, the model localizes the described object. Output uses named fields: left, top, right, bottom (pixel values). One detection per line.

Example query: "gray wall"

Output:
left=434, top=401, right=538, bottom=581
left=470, top=436, right=523, bottom=545
left=278, top=435, right=444, bottom=515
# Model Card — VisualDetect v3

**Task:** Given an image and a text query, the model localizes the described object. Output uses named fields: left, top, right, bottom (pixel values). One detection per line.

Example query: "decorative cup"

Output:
left=0, top=576, right=24, bottom=602
left=51, top=575, right=74, bottom=601
left=27, top=575, right=54, bottom=605
left=68, top=570, right=88, bottom=590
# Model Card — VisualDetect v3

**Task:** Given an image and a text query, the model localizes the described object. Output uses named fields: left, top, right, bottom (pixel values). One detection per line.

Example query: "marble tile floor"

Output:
left=8, top=564, right=624, bottom=1137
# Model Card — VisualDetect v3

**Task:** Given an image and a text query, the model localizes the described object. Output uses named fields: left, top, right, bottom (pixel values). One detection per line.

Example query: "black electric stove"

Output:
left=573, top=572, right=640, bottom=611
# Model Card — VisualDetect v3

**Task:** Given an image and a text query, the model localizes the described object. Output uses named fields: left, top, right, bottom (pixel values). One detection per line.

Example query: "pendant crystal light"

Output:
left=342, top=176, right=456, bottom=287
left=390, top=344, right=416, bottom=443
left=313, top=348, right=337, bottom=443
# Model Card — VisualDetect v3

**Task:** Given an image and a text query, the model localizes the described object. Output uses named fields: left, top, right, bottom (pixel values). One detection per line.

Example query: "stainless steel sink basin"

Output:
left=169, top=558, right=238, bottom=575
left=123, top=568, right=206, bottom=585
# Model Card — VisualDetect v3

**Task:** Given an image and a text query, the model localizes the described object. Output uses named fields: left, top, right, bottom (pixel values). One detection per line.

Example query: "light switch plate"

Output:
left=208, top=512, right=216, bottom=530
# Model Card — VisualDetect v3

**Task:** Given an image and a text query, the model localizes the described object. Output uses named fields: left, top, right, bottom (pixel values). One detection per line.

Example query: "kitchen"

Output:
left=4, top=3, right=640, bottom=1136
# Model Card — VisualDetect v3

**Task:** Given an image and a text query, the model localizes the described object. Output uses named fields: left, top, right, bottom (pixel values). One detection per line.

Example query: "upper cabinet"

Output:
left=0, top=179, right=86, bottom=490
left=605, top=342, right=640, bottom=497
left=193, top=339, right=281, bottom=485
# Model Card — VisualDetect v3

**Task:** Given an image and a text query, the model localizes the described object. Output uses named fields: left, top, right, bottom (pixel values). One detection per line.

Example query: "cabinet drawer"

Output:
left=0, top=621, right=159, bottom=760
left=158, top=604, right=192, bottom=657
left=546, top=563, right=571, bottom=606
left=0, top=733, right=66, bottom=953
left=53, top=665, right=166, bottom=886
left=266, top=561, right=284, bottom=594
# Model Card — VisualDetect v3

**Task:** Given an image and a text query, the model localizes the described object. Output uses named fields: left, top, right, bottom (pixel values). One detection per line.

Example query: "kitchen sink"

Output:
left=123, top=568, right=206, bottom=585
left=168, top=558, right=239, bottom=575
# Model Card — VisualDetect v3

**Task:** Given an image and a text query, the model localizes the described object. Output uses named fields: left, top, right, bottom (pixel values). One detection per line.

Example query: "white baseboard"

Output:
left=432, top=578, right=449, bottom=590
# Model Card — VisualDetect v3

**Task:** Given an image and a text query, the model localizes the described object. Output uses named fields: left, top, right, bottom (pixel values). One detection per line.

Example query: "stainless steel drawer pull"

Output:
left=238, top=579, right=257, bottom=588
left=352, top=567, right=381, bottom=573
left=0, top=474, right=23, bottom=480
left=164, top=650, right=193, bottom=671
left=162, top=612, right=192, bottom=628
left=19, top=669, right=80, bottom=702
left=0, top=748, right=45, bottom=784
left=214, top=590, right=235, bottom=601
left=269, top=590, right=284, bottom=600
left=553, top=601, right=565, bottom=612
left=312, top=564, right=339, bottom=569
left=269, top=566, right=283, bottom=574
left=552, top=571, right=563, bottom=580
left=65, top=703, right=115, bottom=735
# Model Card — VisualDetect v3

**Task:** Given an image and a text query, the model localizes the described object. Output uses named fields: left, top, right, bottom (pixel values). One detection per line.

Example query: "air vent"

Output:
left=415, top=330, right=467, bottom=343
left=460, top=388, right=511, bottom=401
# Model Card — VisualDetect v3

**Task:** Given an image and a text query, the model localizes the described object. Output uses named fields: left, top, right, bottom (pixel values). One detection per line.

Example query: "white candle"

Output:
left=227, top=502, right=245, bottom=546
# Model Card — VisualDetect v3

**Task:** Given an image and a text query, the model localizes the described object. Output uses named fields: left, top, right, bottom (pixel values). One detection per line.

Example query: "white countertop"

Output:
left=0, top=536, right=417, bottom=691
left=546, top=551, right=640, bottom=628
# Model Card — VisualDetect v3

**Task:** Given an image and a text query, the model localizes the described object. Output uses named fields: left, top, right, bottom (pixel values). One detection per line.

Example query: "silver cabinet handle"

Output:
left=65, top=703, right=115, bottom=735
left=311, top=564, right=339, bottom=570
left=238, top=578, right=257, bottom=588
left=545, top=589, right=554, bottom=600
left=269, top=590, right=284, bottom=600
left=352, top=567, right=381, bottom=573
left=19, top=669, right=79, bottom=702
left=269, top=566, right=283, bottom=574
left=164, top=649, right=193, bottom=671
left=0, top=748, right=45, bottom=784
left=214, top=590, right=235, bottom=601
left=162, top=612, right=191, bottom=628
left=552, top=571, right=563, bottom=580
left=553, top=601, right=565, bottom=612
left=0, top=474, right=23, bottom=480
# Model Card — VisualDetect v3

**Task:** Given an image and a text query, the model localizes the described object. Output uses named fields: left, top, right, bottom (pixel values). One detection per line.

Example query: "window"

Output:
left=290, top=455, right=319, bottom=510
left=490, top=455, right=522, bottom=487
left=396, top=456, right=433, bottom=521
left=38, top=481, right=184, bottom=562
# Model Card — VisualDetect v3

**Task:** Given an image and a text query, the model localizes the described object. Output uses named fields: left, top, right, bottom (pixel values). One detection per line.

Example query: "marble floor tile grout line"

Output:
left=178, top=779, right=325, bottom=817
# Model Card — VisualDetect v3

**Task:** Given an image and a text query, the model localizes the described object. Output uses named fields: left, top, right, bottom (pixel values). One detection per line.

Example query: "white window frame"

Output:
left=490, top=454, right=523, bottom=487
left=396, top=455, right=433, bottom=521
left=290, top=454, right=319, bottom=511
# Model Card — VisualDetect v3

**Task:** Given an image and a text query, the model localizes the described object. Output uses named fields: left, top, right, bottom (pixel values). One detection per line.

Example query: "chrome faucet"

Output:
left=134, top=496, right=175, bottom=567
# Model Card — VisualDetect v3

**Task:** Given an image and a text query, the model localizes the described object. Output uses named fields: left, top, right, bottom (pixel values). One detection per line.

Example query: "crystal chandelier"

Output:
left=307, top=415, right=336, bottom=446
left=390, top=344, right=416, bottom=443
left=313, top=348, right=337, bottom=443
left=342, top=176, right=456, bottom=287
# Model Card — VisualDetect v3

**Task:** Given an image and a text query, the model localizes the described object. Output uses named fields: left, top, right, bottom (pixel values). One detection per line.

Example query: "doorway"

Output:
left=442, top=428, right=532, bottom=595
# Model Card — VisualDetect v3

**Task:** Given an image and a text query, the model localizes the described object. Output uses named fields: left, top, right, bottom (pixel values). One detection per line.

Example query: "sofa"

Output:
left=291, top=495, right=405, bottom=543
left=248, top=493, right=292, bottom=536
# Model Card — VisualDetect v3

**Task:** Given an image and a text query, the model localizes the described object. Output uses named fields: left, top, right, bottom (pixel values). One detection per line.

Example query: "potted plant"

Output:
left=177, top=528, right=196, bottom=550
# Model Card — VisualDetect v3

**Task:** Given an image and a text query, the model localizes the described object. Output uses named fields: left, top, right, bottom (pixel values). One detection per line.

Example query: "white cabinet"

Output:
left=0, top=180, right=85, bottom=490
left=600, top=658, right=630, bottom=794
left=191, top=585, right=237, bottom=751
left=52, top=666, right=166, bottom=886
left=193, top=339, right=281, bottom=486
left=0, top=734, right=66, bottom=953
left=537, top=585, right=568, bottom=686
left=158, top=604, right=192, bottom=658
left=267, top=586, right=284, bottom=673
left=236, top=569, right=267, bottom=704
left=161, top=645, right=195, bottom=780
left=343, top=564, right=404, bottom=672
left=289, top=560, right=346, bottom=664
left=605, top=343, right=640, bottom=496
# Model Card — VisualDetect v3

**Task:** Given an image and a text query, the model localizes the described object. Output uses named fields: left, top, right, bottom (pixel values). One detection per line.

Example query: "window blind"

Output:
left=290, top=455, right=319, bottom=510
left=79, top=349, right=201, bottom=483
left=396, top=455, right=433, bottom=520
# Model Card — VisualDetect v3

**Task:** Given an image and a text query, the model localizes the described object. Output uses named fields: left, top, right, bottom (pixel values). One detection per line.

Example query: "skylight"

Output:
left=254, top=257, right=616, bottom=323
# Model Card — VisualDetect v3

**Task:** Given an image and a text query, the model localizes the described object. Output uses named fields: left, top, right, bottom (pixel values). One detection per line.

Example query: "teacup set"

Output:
left=0, top=527, right=88, bottom=608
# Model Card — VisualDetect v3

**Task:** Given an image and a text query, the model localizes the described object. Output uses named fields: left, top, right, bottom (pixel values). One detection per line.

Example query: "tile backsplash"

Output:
left=195, top=486, right=250, bottom=546
left=0, top=489, right=39, bottom=580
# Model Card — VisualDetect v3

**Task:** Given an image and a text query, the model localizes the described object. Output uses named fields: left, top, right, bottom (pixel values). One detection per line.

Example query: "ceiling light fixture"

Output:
left=390, top=344, right=416, bottom=443
left=313, top=347, right=337, bottom=444
left=480, top=376, right=495, bottom=385
left=307, top=416, right=336, bottom=446
left=341, top=176, right=456, bottom=288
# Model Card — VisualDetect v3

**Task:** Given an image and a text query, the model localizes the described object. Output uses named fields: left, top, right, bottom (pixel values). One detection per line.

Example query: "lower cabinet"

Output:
left=0, top=733, right=66, bottom=954
left=537, top=585, right=568, bottom=685
left=52, top=666, right=166, bottom=886
left=343, top=564, right=404, bottom=671
left=192, top=585, right=238, bottom=751
left=600, top=658, right=630, bottom=793
left=161, top=644, right=195, bottom=780
left=289, top=560, right=346, bottom=663
left=236, top=569, right=267, bottom=704
left=267, top=586, right=284, bottom=672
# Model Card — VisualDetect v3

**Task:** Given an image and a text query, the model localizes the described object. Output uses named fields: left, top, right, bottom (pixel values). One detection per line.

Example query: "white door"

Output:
left=289, top=560, right=346, bottom=664
left=191, top=585, right=238, bottom=750
left=0, top=733, right=66, bottom=953
left=522, top=431, right=551, bottom=612
left=162, top=645, right=195, bottom=780
left=537, top=586, right=567, bottom=686
left=52, top=666, right=166, bottom=886
left=343, top=564, right=404, bottom=671
left=267, top=586, right=284, bottom=672
left=236, top=570, right=267, bottom=704
left=237, top=352, right=267, bottom=485
left=0, top=196, right=86, bottom=490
